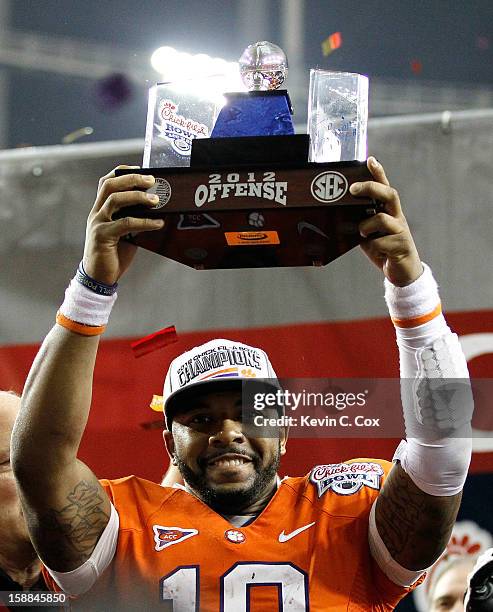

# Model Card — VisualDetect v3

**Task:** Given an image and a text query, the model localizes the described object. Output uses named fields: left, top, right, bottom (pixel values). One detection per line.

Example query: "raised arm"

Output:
left=353, top=158, right=472, bottom=574
left=11, top=167, right=163, bottom=572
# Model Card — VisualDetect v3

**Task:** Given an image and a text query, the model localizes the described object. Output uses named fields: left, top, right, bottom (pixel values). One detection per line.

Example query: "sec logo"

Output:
left=310, top=171, right=348, bottom=203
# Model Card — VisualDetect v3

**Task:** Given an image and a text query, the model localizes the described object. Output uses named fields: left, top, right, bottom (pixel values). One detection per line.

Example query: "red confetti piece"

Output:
left=131, top=325, right=178, bottom=358
left=410, top=59, right=423, bottom=74
left=322, top=32, right=343, bottom=57
left=330, top=32, right=342, bottom=50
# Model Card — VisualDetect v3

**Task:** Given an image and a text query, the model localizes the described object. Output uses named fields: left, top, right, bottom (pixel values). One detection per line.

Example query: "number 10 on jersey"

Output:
left=161, top=562, right=308, bottom=610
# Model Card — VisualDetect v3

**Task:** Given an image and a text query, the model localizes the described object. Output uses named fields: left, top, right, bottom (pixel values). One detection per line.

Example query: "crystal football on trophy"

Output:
left=114, top=41, right=379, bottom=269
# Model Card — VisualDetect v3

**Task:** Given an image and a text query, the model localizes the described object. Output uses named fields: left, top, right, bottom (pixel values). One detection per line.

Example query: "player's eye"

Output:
left=434, top=597, right=454, bottom=610
left=189, top=414, right=213, bottom=425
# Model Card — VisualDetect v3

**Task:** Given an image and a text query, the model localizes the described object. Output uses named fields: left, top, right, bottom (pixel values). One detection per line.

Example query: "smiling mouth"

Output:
left=207, top=454, right=253, bottom=469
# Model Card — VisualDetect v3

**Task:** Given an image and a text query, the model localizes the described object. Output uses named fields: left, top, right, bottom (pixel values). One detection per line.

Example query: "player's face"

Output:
left=164, top=390, right=287, bottom=513
left=430, top=562, right=473, bottom=612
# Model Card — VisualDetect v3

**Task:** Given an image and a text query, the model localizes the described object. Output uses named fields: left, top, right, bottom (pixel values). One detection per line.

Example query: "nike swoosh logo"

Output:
left=297, top=221, right=329, bottom=239
left=278, top=521, right=316, bottom=543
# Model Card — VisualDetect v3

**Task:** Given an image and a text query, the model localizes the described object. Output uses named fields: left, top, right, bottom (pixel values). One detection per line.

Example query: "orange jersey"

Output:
left=43, top=459, right=422, bottom=611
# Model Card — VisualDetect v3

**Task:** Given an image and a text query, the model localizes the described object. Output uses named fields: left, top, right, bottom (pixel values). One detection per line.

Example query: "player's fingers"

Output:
left=94, top=173, right=154, bottom=215
left=97, top=165, right=141, bottom=195
left=98, top=173, right=155, bottom=203
left=358, top=212, right=405, bottom=238
left=97, top=189, right=160, bottom=220
left=367, top=156, right=390, bottom=187
left=360, top=232, right=411, bottom=262
left=110, top=216, right=165, bottom=238
left=350, top=180, right=402, bottom=218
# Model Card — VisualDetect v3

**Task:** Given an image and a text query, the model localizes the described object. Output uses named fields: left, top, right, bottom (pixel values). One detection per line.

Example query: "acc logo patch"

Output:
left=310, top=462, right=384, bottom=497
left=153, top=525, right=198, bottom=551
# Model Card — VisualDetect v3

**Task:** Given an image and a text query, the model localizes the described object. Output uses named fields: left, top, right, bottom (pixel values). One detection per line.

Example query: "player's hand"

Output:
left=82, top=166, right=164, bottom=285
left=352, top=157, right=423, bottom=287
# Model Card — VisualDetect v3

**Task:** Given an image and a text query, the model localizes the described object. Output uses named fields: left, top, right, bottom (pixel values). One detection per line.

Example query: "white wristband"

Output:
left=384, top=262, right=440, bottom=323
left=59, top=277, right=117, bottom=327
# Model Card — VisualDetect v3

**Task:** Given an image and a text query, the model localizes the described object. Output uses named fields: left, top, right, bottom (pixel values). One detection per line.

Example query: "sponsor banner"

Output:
left=1, top=314, right=492, bottom=480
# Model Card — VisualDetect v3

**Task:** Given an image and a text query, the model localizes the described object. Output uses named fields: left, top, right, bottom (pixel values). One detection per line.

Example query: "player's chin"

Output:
left=205, top=460, right=256, bottom=486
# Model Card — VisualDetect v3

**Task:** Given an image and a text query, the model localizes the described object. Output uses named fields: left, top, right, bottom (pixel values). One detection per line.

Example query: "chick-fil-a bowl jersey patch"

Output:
left=310, top=462, right=384, bottom=497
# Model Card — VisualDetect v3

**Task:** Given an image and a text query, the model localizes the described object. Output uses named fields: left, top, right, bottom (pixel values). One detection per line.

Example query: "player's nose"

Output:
left=209, top=418, right=245, bottom=446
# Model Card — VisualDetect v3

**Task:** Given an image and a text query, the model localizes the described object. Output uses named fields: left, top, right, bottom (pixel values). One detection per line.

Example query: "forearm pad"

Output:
left=385, top=264, right=473, bottom=497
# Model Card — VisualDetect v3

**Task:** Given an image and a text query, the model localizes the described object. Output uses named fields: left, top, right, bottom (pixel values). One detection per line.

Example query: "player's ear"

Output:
left=163, top=429, right=177, bottom=464
left=280, top=426, right=288, bottom=456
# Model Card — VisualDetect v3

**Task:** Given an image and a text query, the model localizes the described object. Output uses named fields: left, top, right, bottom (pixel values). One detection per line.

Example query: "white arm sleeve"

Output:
left=369, top=264, right=473, bottom=582
left=384, top=263, right=473, bottom=497
left=45, top=502, right=119, bottom=596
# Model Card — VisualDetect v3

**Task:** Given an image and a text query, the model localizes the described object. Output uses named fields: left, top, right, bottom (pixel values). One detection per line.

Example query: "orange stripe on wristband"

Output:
left=391, top=302, right=442, bottom=328
left=56, top=312, right=106, bottom=336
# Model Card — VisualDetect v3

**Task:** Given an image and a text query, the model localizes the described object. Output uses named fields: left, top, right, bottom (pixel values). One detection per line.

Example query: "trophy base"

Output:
left=115, top=138, right=380, bottom=269
left=119, top=203, right=378, bottom=269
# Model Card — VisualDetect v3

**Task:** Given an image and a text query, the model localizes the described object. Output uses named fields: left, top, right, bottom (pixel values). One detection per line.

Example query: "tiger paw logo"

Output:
left=152, top=525, right=198, bottom=551
left=241, top=368, right=257, bottom=377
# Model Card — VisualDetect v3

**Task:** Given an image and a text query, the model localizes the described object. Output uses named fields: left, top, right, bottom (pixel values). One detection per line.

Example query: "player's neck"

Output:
left=185, top=475, right=279, bottom=516
left=235, top=478, right=278, bottom=515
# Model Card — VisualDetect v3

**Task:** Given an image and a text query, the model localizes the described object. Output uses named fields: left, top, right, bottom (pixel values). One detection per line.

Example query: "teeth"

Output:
left=211, top=458, right=247, bottom=467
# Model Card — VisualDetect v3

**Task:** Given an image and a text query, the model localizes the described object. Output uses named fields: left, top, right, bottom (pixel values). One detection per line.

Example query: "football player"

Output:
left=12, top=157, right=473, bottom=610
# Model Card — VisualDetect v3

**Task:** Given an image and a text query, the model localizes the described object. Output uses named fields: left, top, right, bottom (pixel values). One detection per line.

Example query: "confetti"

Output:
left=130, top=325, right=178, bottom=358
left=62, top=127, right=94, bottom=144
left=149, top=394, right=164, bottom=412
left=410, top=59, right=423, bottom=75
left=94, top=73, right=133, bottom=111
left=322, top=32, right=342, bottom=57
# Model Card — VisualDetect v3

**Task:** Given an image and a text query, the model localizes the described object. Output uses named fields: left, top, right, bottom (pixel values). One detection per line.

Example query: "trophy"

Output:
left=115, top=42, right=380, bottom=269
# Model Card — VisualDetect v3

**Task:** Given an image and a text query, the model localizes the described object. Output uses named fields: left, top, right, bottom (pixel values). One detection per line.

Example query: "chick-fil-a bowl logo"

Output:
left=155, top=100, right=209, bottom=156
